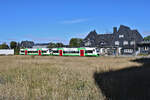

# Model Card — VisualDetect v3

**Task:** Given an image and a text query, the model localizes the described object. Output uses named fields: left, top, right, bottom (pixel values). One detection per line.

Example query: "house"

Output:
left=137, top=41, right=150, bottom=54
left=81, top=25, right=143, bottom=55
left=0, top=49, right=14, bottom=55
left=21, top=41, right=34, bottom=48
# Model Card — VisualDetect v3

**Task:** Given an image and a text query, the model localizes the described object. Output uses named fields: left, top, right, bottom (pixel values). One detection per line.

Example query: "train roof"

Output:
left=20, top=48, right=49, bottom=51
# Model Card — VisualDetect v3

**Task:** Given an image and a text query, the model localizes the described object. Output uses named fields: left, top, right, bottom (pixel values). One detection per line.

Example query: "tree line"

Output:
left=0, top=38, right=83, bottom=54
left=47, top=38, right=83, bottom=48
left=0, top=35, right=149, bottom=54
left=1, top=35, right=150, bottom=50
left=144, top=35, right=150, bottom=41
left=0, top=41, right=19, bottom=49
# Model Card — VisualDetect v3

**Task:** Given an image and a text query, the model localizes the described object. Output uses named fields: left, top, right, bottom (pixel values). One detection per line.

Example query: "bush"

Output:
left=14, top=48, right=20, bottom=55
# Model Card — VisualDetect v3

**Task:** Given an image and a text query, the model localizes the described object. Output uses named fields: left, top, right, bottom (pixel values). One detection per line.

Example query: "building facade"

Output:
left=137, top=41, right=150, bottom=54
left=21, top=41, right=34, bottom=48
left=81, top=25, right=143, bottom=55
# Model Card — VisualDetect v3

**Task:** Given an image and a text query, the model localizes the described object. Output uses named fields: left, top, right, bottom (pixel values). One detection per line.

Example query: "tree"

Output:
left=47, top=42, right=64, bottom=48
left=14, top=42, right=21, bottom=55
left=0, top=43, right=9, bottom=49
left=47, top=42, right=56, bottom=48
left=55, top=43, right=64, bottom=47
left=69, top=38, right=83, bottom=47
left=144, top=35, right=150, bottom=41
left=10, top=41, right=17, bottom=49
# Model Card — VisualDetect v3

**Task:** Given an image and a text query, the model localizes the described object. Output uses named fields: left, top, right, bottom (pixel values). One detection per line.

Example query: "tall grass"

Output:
left=0, top=56, right=140, bottom=100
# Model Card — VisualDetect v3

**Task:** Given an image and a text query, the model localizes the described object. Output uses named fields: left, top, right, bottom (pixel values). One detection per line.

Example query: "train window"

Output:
left=53, top=50, right=59, bottom=53
left=49, top=49, right=52, bottom=52
left=63, top=51, right=79, bottom=54
left=42, top=51, right=47, bottom=53
left=85, top=50, right=93, bottom=53
left=21, top=51, right=24, bottom=53
left=74, top=51, right=79, bottom=53
left=33, top=51, right=38, bottom=53
left=63, top=51, right=68, bottom=53
left=28, top=51, right=38, bottom=53
left=28, top=51, right=31, bottom=53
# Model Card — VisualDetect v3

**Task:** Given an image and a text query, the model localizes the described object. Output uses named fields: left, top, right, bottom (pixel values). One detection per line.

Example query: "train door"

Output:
left=59, top=50, right=63, bottom=56
left=38, top=50, right=42, bottom=56
left=25, top=50, right=28, bottom=55
left=80, top=50, right=84, bottom=56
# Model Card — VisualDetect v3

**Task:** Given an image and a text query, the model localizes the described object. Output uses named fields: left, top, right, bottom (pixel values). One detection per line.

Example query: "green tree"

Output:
left=55, top=43, right=64, bottom=47
left=47, top=42, right=56, bottom=48
left=144, top=35, right=150, bottom=41
left=14, top=42, right=21, bottom=55
left=10, top=41, right=17, bottom=49
left=69, top=38, right=83, bottom=47
left=0, top=43, right=9, bottom=49
left=47, top=42, right=64, bottom=48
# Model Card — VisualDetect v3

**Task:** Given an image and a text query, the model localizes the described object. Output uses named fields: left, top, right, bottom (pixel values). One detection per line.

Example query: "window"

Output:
left=85, top=41, right=91, bottom=46
left=123, top=41, right=128, bottom=45
left=53, top=50, right=59, bottom=53
left=124, top=49, right=133, bottom=53
left=130, top=41, right=135, bottom=45
left=115, top=41, right=119, bottom=46
left=21, top=51, right=24, bottom=53
left=144, top=46, right=149, bottom=51
left=63, top=51, right=79, bottom=54
left=33, top=51, right=38, bottom=53
left=28, top=51, right=38, bottom=53
left=28, top=51, right=32, bottom=53
left=119, top=35, right=124, bottom=38
left=34, top=51, right=38, bottom=53
left=42, top=51, right=47, bottom=53
left=100, top=42, right=105, bottom=45
left=85, top=50, right=93, bottom=53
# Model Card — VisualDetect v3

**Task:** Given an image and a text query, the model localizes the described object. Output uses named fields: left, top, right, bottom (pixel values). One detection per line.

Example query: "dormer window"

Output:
left=115, top=41, right=119, bottom=46
left=119, top=35, right=124, bottom=38
left=123, top=41, right=128, bottom=45
left=130, top=41, right=135, bottom=45
left=100, top=42, right=105, bottom=45
left=85, top=41, right=91, bottom=46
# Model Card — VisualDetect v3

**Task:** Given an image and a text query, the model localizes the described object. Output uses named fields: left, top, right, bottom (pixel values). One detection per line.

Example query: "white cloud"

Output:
left=60, top=18, right=89, bottom=24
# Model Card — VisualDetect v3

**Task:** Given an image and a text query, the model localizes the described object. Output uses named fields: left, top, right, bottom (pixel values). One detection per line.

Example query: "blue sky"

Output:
left=0, top=0, right=150, bottom=44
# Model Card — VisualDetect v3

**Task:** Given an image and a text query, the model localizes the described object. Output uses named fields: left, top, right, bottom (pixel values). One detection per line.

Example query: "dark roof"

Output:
left=97, top=34, right=114, bottom=46
left=82, top=25, right=143, bottom=47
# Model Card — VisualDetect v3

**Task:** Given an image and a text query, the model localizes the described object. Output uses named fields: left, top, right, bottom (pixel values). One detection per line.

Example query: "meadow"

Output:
left=0, top=56, right=144, bottom=100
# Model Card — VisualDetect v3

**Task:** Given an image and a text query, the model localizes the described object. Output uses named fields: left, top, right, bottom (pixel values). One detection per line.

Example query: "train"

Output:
left=20, top=47, right=99, bottom=57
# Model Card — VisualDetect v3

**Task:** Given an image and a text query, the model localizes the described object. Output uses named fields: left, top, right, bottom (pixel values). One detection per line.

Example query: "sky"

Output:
left=0, top=0, right=150, bottom=44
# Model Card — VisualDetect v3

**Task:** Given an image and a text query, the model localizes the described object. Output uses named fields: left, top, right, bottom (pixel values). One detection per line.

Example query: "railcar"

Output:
left=51, top=47, right=99, bottom=56
left=20, top=48, right=51, bottom=56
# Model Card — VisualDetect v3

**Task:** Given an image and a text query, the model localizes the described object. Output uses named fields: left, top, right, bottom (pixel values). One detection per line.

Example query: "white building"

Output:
left=0, top=49, right=14, bottom=55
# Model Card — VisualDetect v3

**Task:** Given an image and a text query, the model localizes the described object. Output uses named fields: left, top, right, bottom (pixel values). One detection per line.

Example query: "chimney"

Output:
left=113, top=27, right=117, bottom=33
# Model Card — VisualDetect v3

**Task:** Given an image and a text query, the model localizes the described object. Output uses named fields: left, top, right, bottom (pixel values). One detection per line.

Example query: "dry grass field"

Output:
left=0, top=56, right=146, bottom=100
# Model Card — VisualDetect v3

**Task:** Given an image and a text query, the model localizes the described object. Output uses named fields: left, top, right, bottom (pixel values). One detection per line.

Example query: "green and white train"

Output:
left=20, top=48, right=51, bottom=56
left=20, top=47, right=99, bottom=57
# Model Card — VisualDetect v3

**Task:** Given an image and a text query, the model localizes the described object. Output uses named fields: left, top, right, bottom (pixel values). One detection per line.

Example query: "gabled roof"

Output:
left=82, top=25, right=143, bottom=47
left=97, top=34, right=114, bottom=46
